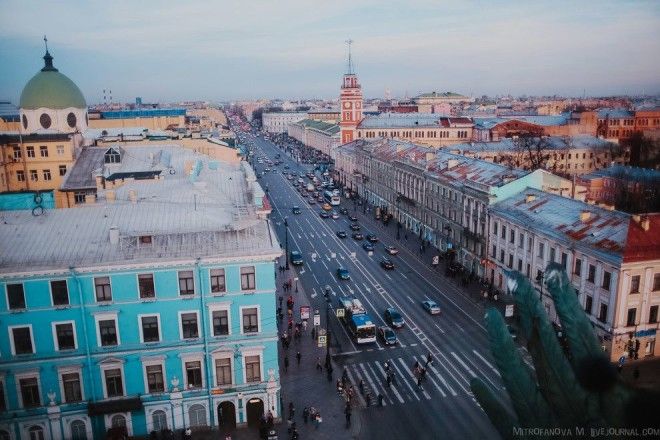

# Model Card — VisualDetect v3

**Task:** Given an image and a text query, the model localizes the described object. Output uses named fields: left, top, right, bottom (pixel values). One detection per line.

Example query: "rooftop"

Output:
left=292, top=118, right=340, bottom=134
left=415, top=91, right=469, bottom=99
left=597, top=108, right=634, bottom=119
left=580, top=165, right=660, bottom=184
left=0, top=145, right=280, bottom=275
left=358, top=113, right=445, bottom=129
left=449, top=136, right=617, bottom=154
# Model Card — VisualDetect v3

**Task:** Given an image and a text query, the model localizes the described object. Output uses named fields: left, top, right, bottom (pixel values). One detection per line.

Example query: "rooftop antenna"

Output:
left=345, top=39, right=354, bottom=74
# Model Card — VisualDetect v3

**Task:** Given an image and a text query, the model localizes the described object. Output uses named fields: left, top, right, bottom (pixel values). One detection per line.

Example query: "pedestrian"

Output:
left=267, top=410, right=274, bottom=426
left=316, top=357, right=323, bottom=371
left=386, top=374, right=392, bottom=387
left=413, top=360, right=419, bottom=371
left=296, top=351, right=301, bottom=365
left=420, top=367, right=427, bottom=381
left=417, top=376, right=423, bottom=389
left=426, top=352, right=433, bottom=367
left=359, top=379, right=364, bottom=394
left=224, top=434, right=231, bottom=440
left=302, top=320, right=307, bottom=332
left=284, top=355, right=289, bottom=372
left=290, top=428, right=299, bottom=440
left=289, top=401, right=295, bottom=419
left=345, top=407, right=352, bottom=427
left=384, top=360, right=390, bottom=372
left=314, top=412, right=322, bottom=429
left=302, top=407, right=309, bottom=424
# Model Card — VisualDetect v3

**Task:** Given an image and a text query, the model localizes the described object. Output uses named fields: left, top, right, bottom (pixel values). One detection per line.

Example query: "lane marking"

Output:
left=374, top=361, right=405, bottom=403
left=358, top=363, right=390, bottom=406
left=391, top=358, right=420, bottom=401
left=412, top=355, right=446, bottom=398
left=424, top=357, right=457, bottom=397
left=397, top=357, right=431, bottom=400
left=450, top=352, right=477, bottom=378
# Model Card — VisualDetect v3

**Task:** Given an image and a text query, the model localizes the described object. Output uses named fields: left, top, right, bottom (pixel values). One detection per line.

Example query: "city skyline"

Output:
left=1, top=0, right=659, bottom=103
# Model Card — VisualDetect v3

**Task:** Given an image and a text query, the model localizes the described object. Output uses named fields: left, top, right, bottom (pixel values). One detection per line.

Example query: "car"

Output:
left=348, top=215, right=358, bottom=222
left=349, top=223, right=360, bottom=231
left=422, top=300, right=441, bottom=315
left=264, top=167, right=271, bottom=172
left=322, top=203, right=332, bottom=211
left=339, top=207, right=348, bottom=215
left=336, top=268, right=351, bottom=280
left=366, top=234, right=379, bottom=243
left=331, top=211, right=340, bottom=219
left=292, top=206, right=301, bottom=215
left=352, top=232, right=364, bottom=240
left=284, top=165, right=290, bottom=169
left=287, top=175, right=294, bottom=180
left=362, top=242, right=375, bottom=252
left=383, top=307, right=405, bottom=328
left=290, top=250, right=303, bottom=265
left=384, top=245, right=399, bottom=255
left=380, top=257, right=395, bottom=270
left=378, top=326, right=398, bottom=345
left=308, top=198, right=316, bottom=205
left=336, top=230, right=347, bottom=238
left=319, top=211, right=330, bottom=219
left=317, top=196, right=324, bottom=202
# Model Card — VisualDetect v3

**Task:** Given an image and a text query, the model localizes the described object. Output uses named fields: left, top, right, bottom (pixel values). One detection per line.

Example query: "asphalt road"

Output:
left=243, top=130, right=508, bottom=440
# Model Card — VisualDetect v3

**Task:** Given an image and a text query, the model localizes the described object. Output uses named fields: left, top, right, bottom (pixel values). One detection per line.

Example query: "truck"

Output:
left=339, top=297, right=377, bottom=344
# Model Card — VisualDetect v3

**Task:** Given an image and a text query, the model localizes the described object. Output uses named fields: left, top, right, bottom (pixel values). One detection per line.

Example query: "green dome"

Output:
left=19, top=51, right=86, bottom=110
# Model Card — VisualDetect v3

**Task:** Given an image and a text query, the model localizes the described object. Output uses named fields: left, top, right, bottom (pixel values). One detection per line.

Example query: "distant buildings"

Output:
left=579, top=165, right=660, bottom=213
left=287, top=119, right=340, bottom=157
left=261, top=112, right=307, bottom=134
left=413, top=91, right=474, bottom=113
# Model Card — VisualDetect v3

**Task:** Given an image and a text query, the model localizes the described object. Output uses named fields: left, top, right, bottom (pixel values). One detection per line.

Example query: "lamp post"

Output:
left=284, top=217, right=290, bottom=270
left=536, top=271, right=545, bottom=300
left=324, top=285, right=333, bottom=381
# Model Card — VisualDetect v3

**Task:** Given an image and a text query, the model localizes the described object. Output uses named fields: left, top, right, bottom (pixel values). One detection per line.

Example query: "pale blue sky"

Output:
left=1, top=0, right=659, bottom=104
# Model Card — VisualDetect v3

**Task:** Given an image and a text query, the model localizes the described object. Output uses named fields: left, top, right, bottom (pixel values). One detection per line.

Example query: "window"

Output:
left=598, top=304, right=608, bottom=323
left=630, top=275, right=640, bottom=294
left=152, top=410, right=168, bottom=432
left=17, top=170, right=25, bottom=182
left=178, top=271, right=194, bottom=295
left=51, top=280, right=69, bottom=306
left=54, top=322, right=76, bottom=350
left=138, top=274, right=155, bottom=299
left=98, top=319, right=118, bottom=346
left=585, top=296, right=593, bottom=314
left=649, top=305, right=658, bottom=324
left=491, top=245, right=496, bottom=258
left=19, top=377, right=41, bottom=408
left=59, top=165, right=67, bottom=176
left=509, top=230, right=515, bottom=244
left=574, top=258, right=582, bottom=276
left=602, top=271, right=611, bottom=291
left=40, top=113, right=51, bottom=129
left=499, top=250, right=504, bottom=263
left=26, top=146, right=35, bottom=158
left=67, top=113, right=77, bottom=128
left=517, top=259, right=523, bottom=272
left=42, top=169, right=52, bottom=181
left=28, top=426, right=44, bottom=440
left=501, top=225, right=506, bottom=239
left=519, top=233, right=524, bottom=248
left=13, top=146, right=22, bottom=159
left=189, top=404, right=207, bottom=428
left=0, top=380, right=5, bottom=412
left=104, top=148, right=121, bottom=164
left=538, top=242, right=544, bottom=258
left=626, top=308, right=637, bottom=327
left=493, top=222, right=498, bottom=235
left=11, top=326, right=34, bottom=354
left=212, top=310, right=229, bottom=336
left=74, top=192, right=86, bottom=204
left=146, top=365, right=165, bottom=393
left=70, top=420, right=87, bottom=440
left=215, top=358, right=232, bottom=385
left=7, top=283, right=26, bottom=310
left=140, top=316, right=160, bottom=342
left=654, top=273, right=660, bottom=291
left=242, top=307, right=259, bottom=333
left=245, top=355, right=261, bottom=383
left=588, top=264, right=596, bottom=283
left=94, top=277, right=112, bottom=302
left=181, top=312, right=199, bottom=339
left=57, top=145, right=65, bottom=156
left=62, top=372, right=83, bottom=403
left=185, top=361, right=203, bottom=389
left=549, top=247, right=556, bottom=262
left=508, top=254, right=513, bottom=268
left=30, top=169, right=38, bottom=181
left=240, top=266, right=256, bottom=290
left=104, top=368, right=124, bottom=397
left=561, top=252, right=567, bottom=269
left=111, top=415, right=126, bottom=428
left=210, top=269, right=226, bottom=294
left=40, top=146, right=49, bottom=157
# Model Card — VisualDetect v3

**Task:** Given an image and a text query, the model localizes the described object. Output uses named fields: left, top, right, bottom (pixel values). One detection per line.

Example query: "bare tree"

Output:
left=499, top=135, right=556, bottom=171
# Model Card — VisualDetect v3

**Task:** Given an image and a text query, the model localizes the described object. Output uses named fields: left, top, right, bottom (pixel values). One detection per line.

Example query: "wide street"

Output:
left=244, top=129, right=510, bottom=439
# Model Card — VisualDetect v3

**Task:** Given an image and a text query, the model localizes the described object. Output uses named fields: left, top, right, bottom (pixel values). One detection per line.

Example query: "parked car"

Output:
left=336, top=268, right=351, bottom=280
left=366, top=234, right=379, bottom=243
left=352, top=232, right=364, bottom=240
left=348, top=215, right=358, bottom=222
left=336, top=230, right=347, bottom=238
left=292, top=206, right=301, bottom=215
left=339, top=207, right=349, bottom=215
left=331, top=211, right=340, bottom=219
left=378, top=326, right=397, bottom=345
left=308, top=198, right=316, bottom=205
left=383, top=307, right=405, bottom=328
left=322, top=203, right=332, bottom=211
left=362, top=242, right=375, bottom=252
left=384, top=245, right=399, bottom=255
left=290, top=250, right=303, bottom=266
left=380, top=257, right=395, bottom=270
left=349, top=224, right=360, bottom=231
left=319, top=211, right=330, bottom=219
left=422, top=300, right=441, bottom=315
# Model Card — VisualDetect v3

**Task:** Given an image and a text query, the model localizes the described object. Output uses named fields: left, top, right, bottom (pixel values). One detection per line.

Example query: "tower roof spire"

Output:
left=41, top=35, right=57, bottom=72
left=345, top=39, right=354, bottom=74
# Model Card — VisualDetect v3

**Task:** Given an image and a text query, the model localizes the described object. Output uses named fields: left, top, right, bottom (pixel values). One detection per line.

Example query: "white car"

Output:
left=422, top=300, right=440, bottom=315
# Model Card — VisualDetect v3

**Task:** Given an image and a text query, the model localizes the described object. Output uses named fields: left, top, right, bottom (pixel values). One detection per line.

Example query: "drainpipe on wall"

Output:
left=195, top=257, right=215, bottom=428
left=69, top=267, right=96, bottom=401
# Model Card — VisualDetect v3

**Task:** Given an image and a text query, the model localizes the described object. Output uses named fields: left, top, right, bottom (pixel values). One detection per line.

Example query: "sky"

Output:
left=1, top=0, right=659, bottom=104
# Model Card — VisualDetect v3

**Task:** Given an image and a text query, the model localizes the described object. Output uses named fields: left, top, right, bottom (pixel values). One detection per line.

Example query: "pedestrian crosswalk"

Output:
left=341, top=351, right=503, bottom=407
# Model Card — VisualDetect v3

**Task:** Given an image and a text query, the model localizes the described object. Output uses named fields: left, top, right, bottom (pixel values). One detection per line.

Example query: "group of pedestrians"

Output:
left=412, top=353, right=434, bottom=389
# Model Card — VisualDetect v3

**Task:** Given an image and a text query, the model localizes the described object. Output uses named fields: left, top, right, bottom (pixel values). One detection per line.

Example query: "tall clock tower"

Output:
left=339, top=40, right=363, bottom=144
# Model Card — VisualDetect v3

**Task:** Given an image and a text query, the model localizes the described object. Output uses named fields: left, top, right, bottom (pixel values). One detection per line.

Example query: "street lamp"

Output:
left=536, top=271, right=545, bottom=300
left=324, top=286, right=333, bottom=382
left=284, top=217, right=290, bottom=270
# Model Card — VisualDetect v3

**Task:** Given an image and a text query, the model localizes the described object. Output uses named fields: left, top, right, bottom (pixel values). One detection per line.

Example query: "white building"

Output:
left=261, top=112, right=307, bottom=134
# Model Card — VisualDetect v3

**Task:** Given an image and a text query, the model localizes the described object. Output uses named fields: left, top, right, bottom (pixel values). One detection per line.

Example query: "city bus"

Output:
left=339, top=298, right=376, bottom=344
left=324, top=190, right=340, bottom=206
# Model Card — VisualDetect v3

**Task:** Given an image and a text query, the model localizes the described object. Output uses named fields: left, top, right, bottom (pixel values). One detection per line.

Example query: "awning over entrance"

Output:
left=88, top=397, right=143, bottom=415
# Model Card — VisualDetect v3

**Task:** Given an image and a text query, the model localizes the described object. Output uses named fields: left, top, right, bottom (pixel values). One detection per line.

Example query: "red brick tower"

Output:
left=339, top=39, right=363, bottom=144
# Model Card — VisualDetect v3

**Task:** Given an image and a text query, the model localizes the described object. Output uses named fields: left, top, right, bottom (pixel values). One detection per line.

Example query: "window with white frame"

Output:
left=10, top=325, right=34, bottom=355
left=210, top=269, right=226, bottom=294
left=244, top=354, right=261, bottom=383
left=7, top=283, right=26, bottom=310
left=240, top=266, right=256, bottom=290
left=241, top=307, right=259, bottom=334
left=180, top=312, right=199, bottom=339
left=70, top=420, right=87, bottom=440
left=102, top=366, right=124, bottom=398
left=53, top=321, right=77, bottom=350
left=144, top=363, right=165, bottom=394
left=96, top=314, right=119, bottom=347
left=17, top=374, right=41, bottom=408
left=94, top=277, right=112, bottom=302
left=51, top=280, right=69, bottom=306
left=211, top=308, right=230, bottom=336
left=178, top=271, right=195, bottom=296
left=60, top=369, right=83, bottom=403
left=152, top=410, right=168, bottom=432
left=138, top=274, right=155, bottom=299
left=28, top=425, right=44, bottom=440
left=140, top=315, right=161, bottom=343
left=184, top=360, right=203, bottom=389
left=214, top=357, right=232, bottom=386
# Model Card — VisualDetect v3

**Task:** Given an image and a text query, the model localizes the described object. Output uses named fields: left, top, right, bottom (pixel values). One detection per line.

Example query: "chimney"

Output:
left=447, top=159, right=458, bottom=169
left=109, top=226, right=119, bottom=245
left=525, top=194, right=536, bottom=203
left=425, top=151, right=436, bottom=162
left=580, top=210, right=591, bottom=222
left=641, top=217, right=650, bottom=231
left=128, top=189, right=137, bottom=204
left=95, top=175, right=104, bottom=191
left=106, top=190, right=116, bottom=203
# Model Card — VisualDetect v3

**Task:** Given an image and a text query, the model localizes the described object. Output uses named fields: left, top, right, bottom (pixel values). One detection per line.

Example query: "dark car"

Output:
left=290, top=250, right=303, bottom=266
left=380, top=257, right=395, bottom=270
left=292, top=206, right=301, bottom=215
left=384, top=245, right=399, bottom=255
left=348, top=215, right=358, bottom=222
left=308, top=198, right=316, bottom=205
left=319, top=211, right=330, bottom=219
left=339, top=207, right=348, bottom=215
left=383, top=307, right=405, bottom=328
left=336, top=268, right=350, bottom=280
left=336, top=230, right=347, bottom=238
left=378, top=326, right=397, bottom=345
left=349, top=223, right=360, bottom=231
left=362, top=242, right=375, bottom=252
left=366, top=234, right=379, bottom=243
left=352, top=232, right=364, bottom=240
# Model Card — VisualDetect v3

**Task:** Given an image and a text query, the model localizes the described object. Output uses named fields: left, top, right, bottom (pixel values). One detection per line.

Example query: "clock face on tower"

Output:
left=343, top=102, right=351, bottom=109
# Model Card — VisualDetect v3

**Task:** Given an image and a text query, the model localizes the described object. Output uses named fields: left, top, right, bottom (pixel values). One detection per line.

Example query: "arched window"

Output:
left=28, top=426, right=44, bottom=440
left=111, top=414, right=126, bottom=428
left=0, top=430, right=10, bottom=440
left=70, top=420, right=87, bottom=440
left=188, top=404, right=207, bottom=427
left=152, top=409, right=168, bottom=432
